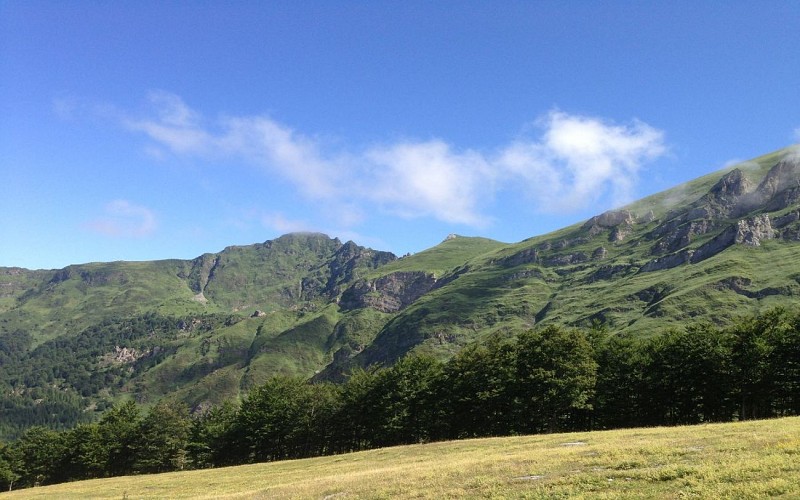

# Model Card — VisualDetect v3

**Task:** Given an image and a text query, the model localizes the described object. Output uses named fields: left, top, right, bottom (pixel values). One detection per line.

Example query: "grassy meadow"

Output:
left=5, top=416, right=799, bottom=499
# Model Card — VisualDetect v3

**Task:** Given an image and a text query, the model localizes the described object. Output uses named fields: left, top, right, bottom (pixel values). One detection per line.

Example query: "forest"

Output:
left=1, top=308, right=798, bottom=491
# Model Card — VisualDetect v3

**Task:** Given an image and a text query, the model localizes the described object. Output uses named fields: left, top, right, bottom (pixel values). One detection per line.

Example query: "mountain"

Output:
left=322, top=148, right=800, bottom=376
left=2, top=147, right=799, bottom=437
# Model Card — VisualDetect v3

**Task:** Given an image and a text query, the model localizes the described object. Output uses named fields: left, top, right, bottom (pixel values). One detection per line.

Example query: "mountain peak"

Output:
left=757, top=155, right=800, bottom=201
left=271, top=231, right=338, bottom=244
left=708, top=168, right=752, bottom=199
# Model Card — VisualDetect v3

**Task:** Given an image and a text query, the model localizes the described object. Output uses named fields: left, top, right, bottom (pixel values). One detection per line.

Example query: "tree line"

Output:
left=1, top=308, right=798, bottom=491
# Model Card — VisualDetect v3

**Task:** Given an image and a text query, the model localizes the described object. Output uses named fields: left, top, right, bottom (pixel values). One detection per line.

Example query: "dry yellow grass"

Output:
left=5, top=417, right=799, bottom=499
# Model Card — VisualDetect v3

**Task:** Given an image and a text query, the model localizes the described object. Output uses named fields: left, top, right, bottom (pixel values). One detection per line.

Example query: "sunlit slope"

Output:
left=332, top=147, right=800, bottom=373
left=5, top=417, right=799, bottom=499
left=2, top=147, right=799, bottom=430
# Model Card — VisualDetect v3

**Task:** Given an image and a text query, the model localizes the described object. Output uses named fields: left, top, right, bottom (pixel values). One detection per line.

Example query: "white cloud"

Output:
left=364, top=140, right=492, bottom=225
left=496, top=110, right=666, bottom=210
left=86, top=200, right=157, bottom=237
left=124, top=93, right=667, bottom=227
left=219, top=117, right=339, bottom=199
left=127, top=96, right=339, bottom=199
left=126, top=92, right=212, bottom=156
left=148, top=90, right=201, bottom=128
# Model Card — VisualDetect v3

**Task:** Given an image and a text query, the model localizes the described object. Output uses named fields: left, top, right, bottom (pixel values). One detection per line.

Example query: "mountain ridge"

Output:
left=2, top=146, right=799, bottom=437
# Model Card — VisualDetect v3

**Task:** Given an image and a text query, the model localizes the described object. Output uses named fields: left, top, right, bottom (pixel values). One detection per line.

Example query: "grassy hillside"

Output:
left=377, top=235, right=507, bottom=276
left=2, top=147, right=799, bottom=434
left=5, top=417, right=799, bottom=499
left=0, top=235, right=398, bottom=436
left=339, top=148, right=800, bottom=370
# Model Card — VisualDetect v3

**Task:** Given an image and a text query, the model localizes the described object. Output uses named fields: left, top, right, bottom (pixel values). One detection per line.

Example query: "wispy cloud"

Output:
left=364, top=140, right=492, bottom=225
left=497, top=110, right=666, bottom=210
left=124, top=92, right=667, bottom=227
left=85, top=200, right=158, bottom=237
left=258, top=210, right=311, bottom=234
left=220, top=116, right=340, bottom=199
left=126, top=91, right=212, bottom=156
left=52, top=96, right=79, bottom=121
left=794, top=127, right=800, bottom=143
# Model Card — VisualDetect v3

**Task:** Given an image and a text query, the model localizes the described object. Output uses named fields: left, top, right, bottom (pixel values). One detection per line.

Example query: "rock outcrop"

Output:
left=587, top=263, right=633, bottom=282
left=582, top=209, right=638, bottom=243
left=592, top=247, right=608, bottom=260
left=644, top=156, right=799, bottom=261
left=340, top=271, right=442, bottom=313
left=641, top=214, right=776, bottom=272
left=583, top=209, right=637, bottom=228
left=756, top=157, right=800, bottom=204
left=542, top=252, right=589, bottom=267
left=651, top=220, right=717, bottom=254
left=500, top=248, right=539, bottom=267
left=734, top=214, right=774, bottom=246
left=639, top=250, right=694, bottom=273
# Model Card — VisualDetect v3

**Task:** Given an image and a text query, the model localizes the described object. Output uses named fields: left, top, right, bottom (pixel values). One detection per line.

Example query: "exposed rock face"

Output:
left=500, top=248, right=539, bottom=267
left=340, top=271, right=441, bottom=313
left=609, top=224, right=633, bottom=242
left=759, top=158, right=800, bottom=212
left=713, top=277, right=753, bottom=295
left=592, top=247, right=608, bottom=260
left=687, top=230, right=732, bottom=263
left=511, top=157, right=795, bottom=278
left=685, top=168, right=753, bottom=220
left=639, top=250, right=694, bottom=273
left=766, top=187, right=800, bottom=212
left=186, top=253, right=218, bottom=295
left=587, top=263, right=632, bottom=282
left=582, top=209, right=638, bottom=242
left=679, top=160, right=797, bottom=221
left=504, top=268, right=546, bottom=281
left=756, top=158, right=800, bottom=202
left=553, top=240, right=569, bottom=250
left=644, top=156, right=799, bottom=261
left=543, top=252, right=589, bottom=267
left=113, top=346, right=140, bottom=364
left=774, top=210, right=800, bottom=228
left=633, top=284, right=674, bottom=306
left=713, top=276, right=795, bottom=299
left=651, top=220, right=716, bottom=255
left=320, top=241, right=397, bottom=299
left=49, top=267, right=73, bottom=284
left=583, top=209, right=636, bottom=228
left=734, top=214, right=774, bottom=246
left=641, top=214, right=776, bottom=272
left=710, top=168, right=752, bottom=200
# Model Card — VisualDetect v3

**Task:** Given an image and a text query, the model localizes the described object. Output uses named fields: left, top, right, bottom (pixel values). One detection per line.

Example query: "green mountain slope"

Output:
left=331, top=148, right=800, bottom=374
left=1, top=147, right=799, bottom=437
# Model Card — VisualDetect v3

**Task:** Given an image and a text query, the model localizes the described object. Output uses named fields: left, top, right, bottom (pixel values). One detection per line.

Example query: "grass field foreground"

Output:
left=4, top=417, right=799, bottom=499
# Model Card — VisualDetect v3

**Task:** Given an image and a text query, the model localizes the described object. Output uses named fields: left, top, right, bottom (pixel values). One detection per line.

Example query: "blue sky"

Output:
left=2, top=1, right=799, bottom=270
